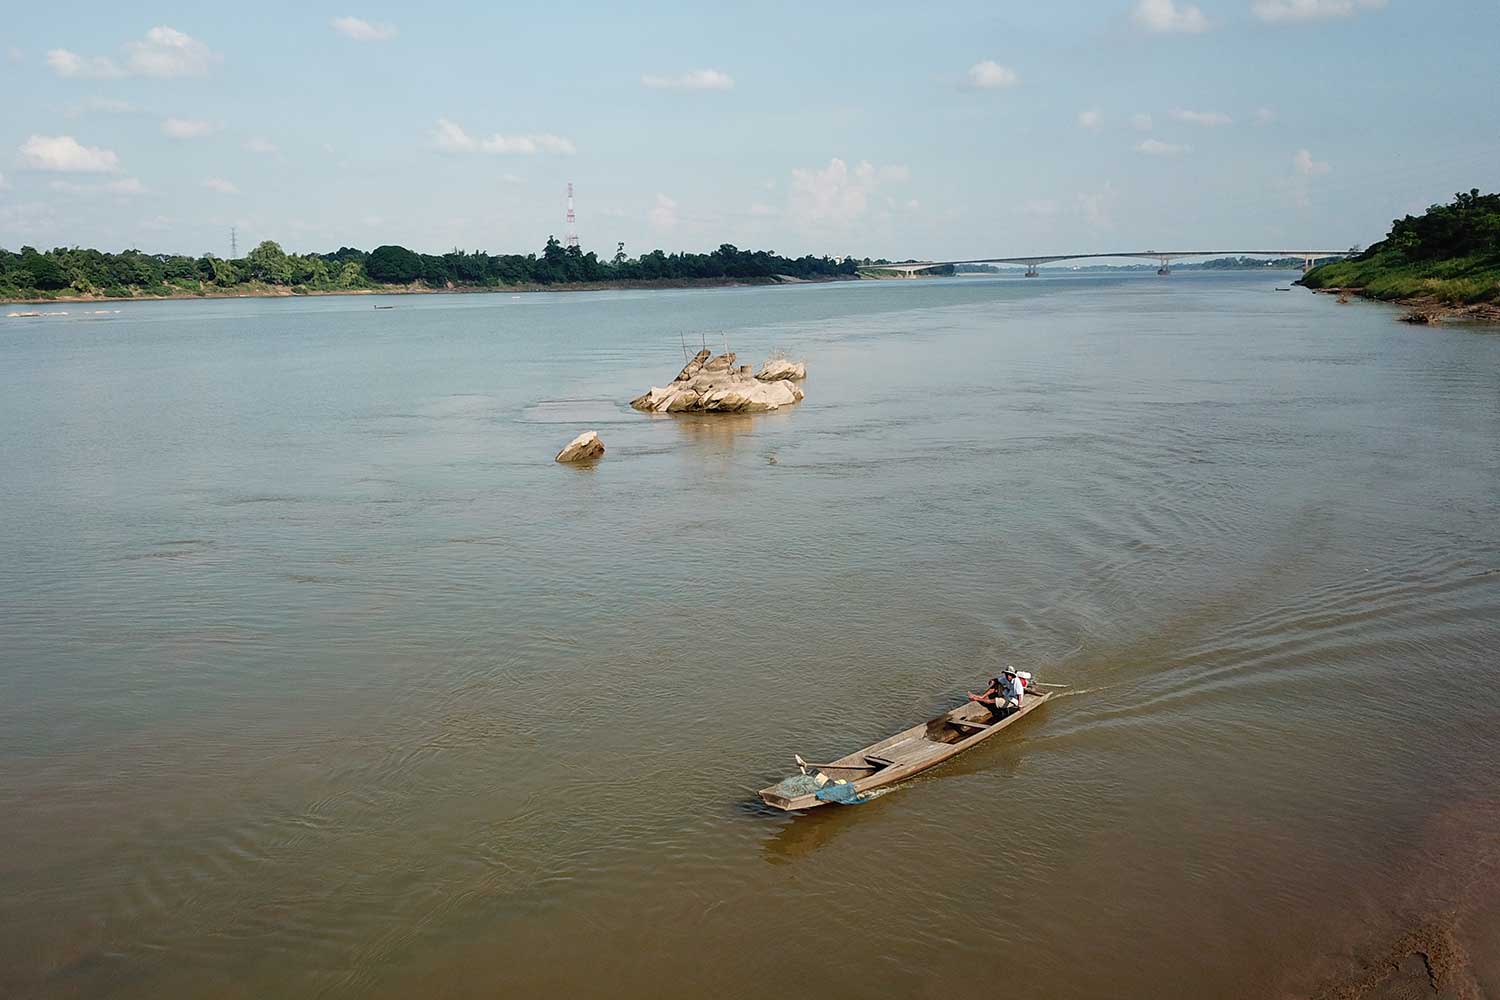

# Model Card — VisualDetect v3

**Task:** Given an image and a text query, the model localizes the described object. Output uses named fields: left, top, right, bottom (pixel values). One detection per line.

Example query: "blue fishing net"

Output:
left=767, top=773, right=868, bottom=805
left=814, top=782, right=866, bottom=805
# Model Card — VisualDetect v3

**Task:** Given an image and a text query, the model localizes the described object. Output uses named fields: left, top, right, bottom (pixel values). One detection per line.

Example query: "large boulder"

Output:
left=756, top=358, right=806, bottom=382
left=630, top=351, right=807, bottom=414
left=555, top=431, right=605, bottom=462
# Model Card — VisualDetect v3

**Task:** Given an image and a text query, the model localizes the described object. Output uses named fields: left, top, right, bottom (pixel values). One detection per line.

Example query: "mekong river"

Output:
left=2, top=272, right=1497, bottom=998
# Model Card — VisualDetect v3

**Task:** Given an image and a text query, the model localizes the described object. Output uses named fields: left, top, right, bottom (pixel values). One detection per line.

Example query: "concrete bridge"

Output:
left=858, top=250, right=1350, bottom=277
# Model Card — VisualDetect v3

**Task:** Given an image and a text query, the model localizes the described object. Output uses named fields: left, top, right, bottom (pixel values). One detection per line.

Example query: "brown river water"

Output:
left=1, top=273, right=1497, bottom=998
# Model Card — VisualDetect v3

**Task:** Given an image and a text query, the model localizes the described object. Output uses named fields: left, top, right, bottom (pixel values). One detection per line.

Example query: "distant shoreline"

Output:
left=1, top=274, right=861, bottom=308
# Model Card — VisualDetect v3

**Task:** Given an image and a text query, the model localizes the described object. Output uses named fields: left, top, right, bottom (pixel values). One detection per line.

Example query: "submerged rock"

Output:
left=630, top=349, right=806, bottom=414
left=555, top=430, right=605, bottom=462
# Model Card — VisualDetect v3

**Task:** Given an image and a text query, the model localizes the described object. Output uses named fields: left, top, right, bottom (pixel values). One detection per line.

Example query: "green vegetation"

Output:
left=0, top=238, right=859, bottom=301
left=1303, top=189, right=1500, bottom=305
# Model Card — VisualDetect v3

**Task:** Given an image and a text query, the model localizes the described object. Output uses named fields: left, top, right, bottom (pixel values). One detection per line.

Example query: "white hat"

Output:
left=1003, top=665, right=1017, bottom=675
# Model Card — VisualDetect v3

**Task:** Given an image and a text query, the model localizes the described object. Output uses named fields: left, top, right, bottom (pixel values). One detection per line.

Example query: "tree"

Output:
left=336, top=260, right=366, bottom=288
left=365, top=244, right=423, bottom=283
left=24, top=253, right=69, bottom=290
left=246, top=240, right=292, bottom=284
left=210, top=257, right=240, bottom=287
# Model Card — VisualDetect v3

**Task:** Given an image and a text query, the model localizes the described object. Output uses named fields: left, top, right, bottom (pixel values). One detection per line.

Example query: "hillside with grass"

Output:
left=1302, top=189, right=1500, bottom=305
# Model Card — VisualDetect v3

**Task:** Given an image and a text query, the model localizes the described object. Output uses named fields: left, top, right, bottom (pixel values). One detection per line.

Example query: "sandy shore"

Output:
left=1301, top=800, right=1500, bottom=1000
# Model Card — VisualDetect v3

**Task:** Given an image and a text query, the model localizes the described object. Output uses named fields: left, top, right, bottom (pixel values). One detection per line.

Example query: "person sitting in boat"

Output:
left=968, top=666, right=1025, bottom=717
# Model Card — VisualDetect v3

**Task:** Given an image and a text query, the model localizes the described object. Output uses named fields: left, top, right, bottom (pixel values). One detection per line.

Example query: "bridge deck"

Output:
left=858, top=250, right=1349, bottom=270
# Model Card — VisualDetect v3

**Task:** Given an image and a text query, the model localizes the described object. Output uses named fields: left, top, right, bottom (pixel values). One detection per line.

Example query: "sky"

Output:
left=3, top=0, right=1498, bottom=261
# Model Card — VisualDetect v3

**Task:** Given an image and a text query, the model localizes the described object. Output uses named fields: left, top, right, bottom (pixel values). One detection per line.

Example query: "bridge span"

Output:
left=858, top=249, right=1351, bottom=277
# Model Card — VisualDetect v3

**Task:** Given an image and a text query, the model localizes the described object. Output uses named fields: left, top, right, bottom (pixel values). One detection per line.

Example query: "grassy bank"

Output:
left=1302, top=250, right=1500, bottom=304
left=1302, top=188, right=1500, bottom=306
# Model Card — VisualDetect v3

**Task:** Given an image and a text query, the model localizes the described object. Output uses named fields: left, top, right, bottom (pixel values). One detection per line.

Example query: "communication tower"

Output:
left=230, top=226, right=238, bottom=258
left=565, top=182, right=578, bottom=248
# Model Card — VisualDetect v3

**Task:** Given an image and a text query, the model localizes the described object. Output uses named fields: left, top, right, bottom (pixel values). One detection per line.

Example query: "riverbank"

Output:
left=1308, top=286, right=1500, bottom=323
left=1, top=273, right=858, bottom=308
left=1300, top=189, right=1499, bottom=319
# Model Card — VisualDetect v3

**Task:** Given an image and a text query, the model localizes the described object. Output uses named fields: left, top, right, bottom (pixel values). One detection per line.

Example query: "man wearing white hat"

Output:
left=968, top=666, right=1025, bottom=718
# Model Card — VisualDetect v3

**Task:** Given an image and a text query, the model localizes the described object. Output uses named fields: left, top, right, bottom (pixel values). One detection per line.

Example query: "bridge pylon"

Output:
left=1157, top=255, right=1173, bottom=276
left=1024, top=261, right=1040, bottom=278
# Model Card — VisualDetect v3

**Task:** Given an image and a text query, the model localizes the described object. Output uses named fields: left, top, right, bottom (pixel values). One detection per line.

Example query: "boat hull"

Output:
left=758, top=690, right=1051, bottom=811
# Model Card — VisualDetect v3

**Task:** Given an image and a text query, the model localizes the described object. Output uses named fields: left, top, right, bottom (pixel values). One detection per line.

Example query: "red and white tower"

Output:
left=565, top=182, right=578, bottom=248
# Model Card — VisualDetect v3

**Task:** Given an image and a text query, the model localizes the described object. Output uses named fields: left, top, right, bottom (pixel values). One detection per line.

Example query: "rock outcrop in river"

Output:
left=555, top=431, right=605, bottom=462
left=630, top=349, right=805, bottom=413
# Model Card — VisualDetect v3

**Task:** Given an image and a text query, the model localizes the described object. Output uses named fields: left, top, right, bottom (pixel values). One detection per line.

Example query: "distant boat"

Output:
left=373, top=304, right=395, bottom=310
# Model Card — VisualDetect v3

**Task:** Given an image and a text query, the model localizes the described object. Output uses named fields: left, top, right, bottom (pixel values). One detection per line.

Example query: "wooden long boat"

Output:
left=758, top=690, right=1052, bottom=811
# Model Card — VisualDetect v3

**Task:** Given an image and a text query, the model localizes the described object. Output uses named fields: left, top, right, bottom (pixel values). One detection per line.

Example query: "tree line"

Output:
left=1360, top=188, right=1500, bottom=262
left=0, top=238, right=859, bottom=299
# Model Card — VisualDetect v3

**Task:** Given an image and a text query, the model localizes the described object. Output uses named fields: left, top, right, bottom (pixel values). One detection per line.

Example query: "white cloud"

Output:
left=641, top=69, right=734, bottom=90
left=432, top=119, right=575, bottom=155
left=203, top=177, right=239, bottom=194
left=1252, top=0, right=1385, bottom=23
left=1078, top=109, right=1103, bottom=130
left=498, top=172, right=523, bottom=184
left=1133, top=0, right=1209, bottom=32
left=1171, top=109, right=1232, bottom=126
left=127, top=27, right=218, bottom=77
left=1076, top=182, right=1117, bottom=230
left=1132, top=112, right=1154, bottom=131
left=483, top=134, right=575, bottom=155
left=788, top=157, right=909, bottom=228
left=1021, top=199, right=1059, bottom=217
left=5, top=47, right=22, bottom=64
left=1136, top=138, right=1189, bottom=155
left=49, top=176, right=145, bottom=195
left=46, top=49, right=123, bottom=78
left=18, top=135, right=120, bottom=172
left=81, top=97, right=136, bottom=114
left=1291, top=149, right=1331, bottom=207
left=1294, top=149, right=1330, bottom=176
left=331, top=16, right=397, bottom=41
left=0, top=172, right=8, bottom=190
left=1254, top=107, right=1277, bottom=125
left=433, top=118, right=473, bottom=151
left=748, top=203, right=777, bottom=217
left=649, top=193, right=679, bottom=230
left=245, top=137, right=278, bottom=154
left=162, top=117, right=219, bottom=139
left=965, top=60, right=1019, bottom=89
left=47, top=27, right=219, bottom=79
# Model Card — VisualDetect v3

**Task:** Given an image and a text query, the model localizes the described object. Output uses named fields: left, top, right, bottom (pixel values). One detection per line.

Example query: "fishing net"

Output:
left=814, top=783, right=866, bottom=805
left=766, top=773, right=868, bottom=806
left=768, top=774, right=822, bottom=798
